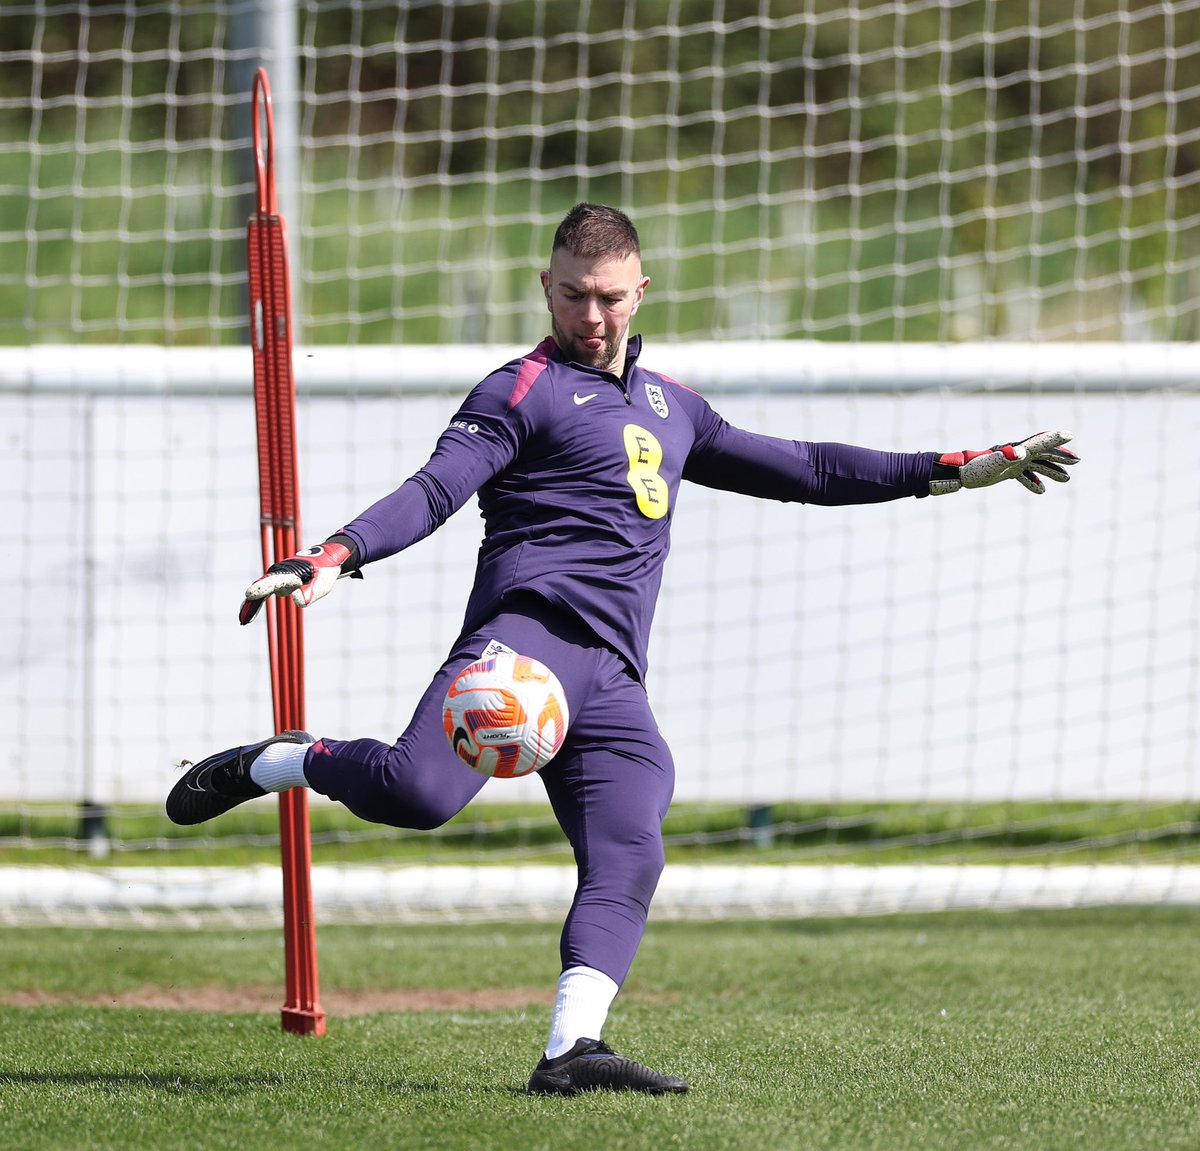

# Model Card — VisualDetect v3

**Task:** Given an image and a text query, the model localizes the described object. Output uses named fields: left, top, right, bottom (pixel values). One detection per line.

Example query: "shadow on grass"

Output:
left=0, top=1069, right=522, bottom=1097
left=0, top=1070, right=290, bottom=1094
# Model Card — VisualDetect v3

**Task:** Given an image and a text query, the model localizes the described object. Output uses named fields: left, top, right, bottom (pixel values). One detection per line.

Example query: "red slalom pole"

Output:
left=247, top=67, right=326, bottom=1038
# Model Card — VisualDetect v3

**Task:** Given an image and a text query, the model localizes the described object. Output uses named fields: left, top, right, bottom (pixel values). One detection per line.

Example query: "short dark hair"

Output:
left=551, top=203, right=640, bottom=262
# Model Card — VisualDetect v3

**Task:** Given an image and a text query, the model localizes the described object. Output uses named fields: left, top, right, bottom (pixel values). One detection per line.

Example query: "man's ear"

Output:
left=540, top=269, right=552, bottom=309
left=630, top=274, right=650, bottom=316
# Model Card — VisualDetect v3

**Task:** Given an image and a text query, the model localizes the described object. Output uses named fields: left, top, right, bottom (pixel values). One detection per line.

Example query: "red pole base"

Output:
left=281, top=1006, right=327, bottom=1037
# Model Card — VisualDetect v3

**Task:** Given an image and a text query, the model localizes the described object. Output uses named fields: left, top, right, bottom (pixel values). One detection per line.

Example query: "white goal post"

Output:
left=3, top=341, right=1195, bottom=396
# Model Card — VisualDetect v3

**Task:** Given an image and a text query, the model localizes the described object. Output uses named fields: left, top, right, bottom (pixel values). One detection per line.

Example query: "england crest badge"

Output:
left=645, top=381, right=669, bottom=419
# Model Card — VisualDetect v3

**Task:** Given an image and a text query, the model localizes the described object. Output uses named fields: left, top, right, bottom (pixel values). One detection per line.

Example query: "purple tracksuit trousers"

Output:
left=303, top=595, right=675, bottom=987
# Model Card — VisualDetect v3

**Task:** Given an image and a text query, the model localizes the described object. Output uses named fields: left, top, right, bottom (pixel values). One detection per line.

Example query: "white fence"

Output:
left=3, top=342, right=1197, bottom=806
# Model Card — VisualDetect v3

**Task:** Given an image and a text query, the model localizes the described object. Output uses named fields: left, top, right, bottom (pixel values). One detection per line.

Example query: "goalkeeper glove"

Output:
left=929, top=430, right=1078, bottom=496
left=238, top=536, right=362, bottom=626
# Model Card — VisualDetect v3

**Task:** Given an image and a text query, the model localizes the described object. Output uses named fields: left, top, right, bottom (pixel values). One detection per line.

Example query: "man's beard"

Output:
left=553, top=319, right=624, bottom=372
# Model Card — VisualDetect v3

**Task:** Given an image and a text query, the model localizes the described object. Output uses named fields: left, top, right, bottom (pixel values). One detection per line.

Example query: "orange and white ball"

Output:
left=442, top=650, right=569, bottom=778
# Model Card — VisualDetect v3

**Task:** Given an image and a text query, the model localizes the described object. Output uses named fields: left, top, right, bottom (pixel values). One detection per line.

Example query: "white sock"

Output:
left=544, top=966, right=619, bottom=1060
left=248, top=739, right=312, bottom=792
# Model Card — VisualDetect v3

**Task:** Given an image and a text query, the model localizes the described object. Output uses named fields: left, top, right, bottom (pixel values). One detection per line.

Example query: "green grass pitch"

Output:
left=2, top=908, right=1199, bottom=1150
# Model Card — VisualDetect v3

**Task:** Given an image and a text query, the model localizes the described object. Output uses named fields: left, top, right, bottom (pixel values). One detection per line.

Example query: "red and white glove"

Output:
left=929, top=430, right=1078, bottom=496
left=238, top=539, right=361, bottom=625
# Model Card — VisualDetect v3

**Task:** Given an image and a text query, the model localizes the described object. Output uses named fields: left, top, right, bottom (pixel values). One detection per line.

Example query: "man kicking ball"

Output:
left=169, top=202, right=1077, bottom=1095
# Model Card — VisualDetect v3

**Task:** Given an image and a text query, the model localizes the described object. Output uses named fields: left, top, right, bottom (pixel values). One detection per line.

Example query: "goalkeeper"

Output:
left=168, top=203, right=1078, bottom=1096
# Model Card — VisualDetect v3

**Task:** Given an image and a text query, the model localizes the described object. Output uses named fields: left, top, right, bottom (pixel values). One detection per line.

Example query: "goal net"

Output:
left=3, top=1, right=1199, bottom=925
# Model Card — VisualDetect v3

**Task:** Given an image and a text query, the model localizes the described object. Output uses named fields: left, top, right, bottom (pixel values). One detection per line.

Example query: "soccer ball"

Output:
left=442, top=649, right=570, bottom=778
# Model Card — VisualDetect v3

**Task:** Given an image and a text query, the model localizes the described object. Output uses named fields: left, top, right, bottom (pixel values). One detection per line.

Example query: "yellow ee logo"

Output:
left=623, top=424, right=670, bottom=520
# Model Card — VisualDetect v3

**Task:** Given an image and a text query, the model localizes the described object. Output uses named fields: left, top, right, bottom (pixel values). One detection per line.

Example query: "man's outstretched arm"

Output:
left=683, top=408, right=1078, bottom=506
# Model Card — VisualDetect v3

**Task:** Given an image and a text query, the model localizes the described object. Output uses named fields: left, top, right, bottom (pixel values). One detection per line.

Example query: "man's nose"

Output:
left=582, top=296, right=604, bottom=324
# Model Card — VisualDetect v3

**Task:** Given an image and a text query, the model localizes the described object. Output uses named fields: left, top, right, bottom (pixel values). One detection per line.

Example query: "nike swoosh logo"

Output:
left=573, top=392, right=599, bottom=406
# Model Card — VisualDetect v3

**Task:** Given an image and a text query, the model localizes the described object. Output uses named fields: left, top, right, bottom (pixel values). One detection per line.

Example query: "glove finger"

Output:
left=1026, top=459, right=1072, bottom=483
left=238, top=596, right=266, bottom=626
left=1027, top=445, right=1079, bottom=468
left=243, top=571, right=303, bottom=601
left=1019, top=429, right=1073, bottom=455
left=1017, top=470, right=1045, bottom=494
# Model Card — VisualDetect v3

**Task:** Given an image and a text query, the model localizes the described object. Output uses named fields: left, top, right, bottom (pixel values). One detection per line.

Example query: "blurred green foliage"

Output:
left=2, top=1, right=1197, bottom=343
left=6, top=1, right=1195, bottom=194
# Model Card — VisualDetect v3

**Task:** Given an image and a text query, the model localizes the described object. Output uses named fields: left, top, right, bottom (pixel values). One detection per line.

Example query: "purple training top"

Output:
left=339, top=335, right=935, bottom=678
